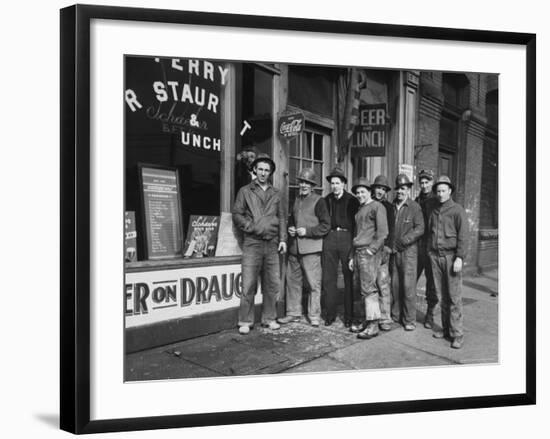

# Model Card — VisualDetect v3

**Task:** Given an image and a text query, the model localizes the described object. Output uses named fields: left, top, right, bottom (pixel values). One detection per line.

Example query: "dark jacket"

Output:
left=391, top=197, right=424, bottom=252
left=415, top=191, right=438, bottom=243
left=232, top=180, right=287, bottom=243
left=324, top=191, right=360, bottom=235
left=427, top=198, right=468, bottom=259
left=352, top=200, right=388, bottom=255
left=378, top=198, right=395, bottom=248
left=289, top=192, right=330, bottom=254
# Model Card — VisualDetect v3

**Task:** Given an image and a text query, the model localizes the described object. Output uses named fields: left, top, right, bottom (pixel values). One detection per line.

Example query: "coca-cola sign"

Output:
left=278, top=112, right=304, bottom=138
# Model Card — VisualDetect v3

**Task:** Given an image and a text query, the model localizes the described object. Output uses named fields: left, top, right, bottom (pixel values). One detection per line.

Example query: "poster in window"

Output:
left=183, top=215, right=220, bottom=258
left=139, top=165, right=184, bottom=259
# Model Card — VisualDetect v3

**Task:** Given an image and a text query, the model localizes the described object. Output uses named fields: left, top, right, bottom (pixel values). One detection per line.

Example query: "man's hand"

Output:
left=278, top=242, right=287, bottom=254
left=296, top=227, right=307, bottom=237
left=288, top=226, right=296, bottom=237
left=348, top=259, right=354, bottom=272
left=453, top=257, right=463, bottom=273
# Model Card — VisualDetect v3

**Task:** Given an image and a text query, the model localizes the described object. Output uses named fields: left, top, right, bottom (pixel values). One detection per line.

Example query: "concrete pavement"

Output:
left=125, top=269, right=498, bottom=381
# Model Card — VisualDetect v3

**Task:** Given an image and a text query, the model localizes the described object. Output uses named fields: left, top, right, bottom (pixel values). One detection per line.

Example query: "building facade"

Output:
left=124, top=56, right=498, bottom=352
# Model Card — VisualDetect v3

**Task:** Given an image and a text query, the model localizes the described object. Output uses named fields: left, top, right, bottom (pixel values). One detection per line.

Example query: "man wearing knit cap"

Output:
left=322, top=166, right=359, bottom=327
left=348, top=178, right=388, bottom=339
left=390, top=174, right=424, bottom=331
left=415, top=169, right=438, bottom=329
left=279, top=168, right=330, bottom=327
left=427, top=175, right=468, bottom=349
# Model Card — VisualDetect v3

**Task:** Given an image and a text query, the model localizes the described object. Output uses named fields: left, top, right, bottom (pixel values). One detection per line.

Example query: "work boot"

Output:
left=238, top=325, right=250, bottom=335
left=357, top=321, right=380, bottom=340
left=261, top=321, right=281, bottom=330
left=350, top=321, right=366, bottom=333
left=451, top=335, right=464, bottom=349
left=424, top=310, right=434, bottom=329
left=277, top=315, right=301, bottom=324
left=379, top=322, right=392, bottom=331
left=433, top=330, right=451, bottom=340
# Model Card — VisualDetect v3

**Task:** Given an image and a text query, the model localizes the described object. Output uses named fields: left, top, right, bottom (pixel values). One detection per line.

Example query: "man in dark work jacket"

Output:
left=415, top=169, right=439, bottom=329
left=278, top=168, right=330, bottom=327
left=322, top=167, right=359, bottom=327
left=428, top=175, right=468, bottom=349
left=390, top=174, right=424, bottom=331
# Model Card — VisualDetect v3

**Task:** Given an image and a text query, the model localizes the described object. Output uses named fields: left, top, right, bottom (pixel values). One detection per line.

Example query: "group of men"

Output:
left=232, top=153, right=467, bottom=349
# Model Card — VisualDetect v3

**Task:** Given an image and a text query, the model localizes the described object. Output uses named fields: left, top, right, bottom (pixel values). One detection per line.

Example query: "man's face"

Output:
left=330, top=177, right=345, bottom=196
left=395, top=185, right=410, bottom=202
left=435, top=184, right=452, bottom=203
left=419, top=177, right=433, bottom=194
left=254, top=162, right=272, bottom=184
left=372, top=186, right=387, bottom=201
left=299, top=180, right=313, bottom=196
left=354, top=187, right=371, bottom=205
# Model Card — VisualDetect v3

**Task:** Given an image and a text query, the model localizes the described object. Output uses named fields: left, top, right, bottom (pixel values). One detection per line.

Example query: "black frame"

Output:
left=60, top=4, right=536, bottom=434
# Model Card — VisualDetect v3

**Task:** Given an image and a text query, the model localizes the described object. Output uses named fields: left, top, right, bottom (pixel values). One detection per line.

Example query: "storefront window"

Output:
left=125, top=56, right=226, bottom=261
left=234, top=64, right=274, bottom=192
left=288, top=128, right=326, bottom=208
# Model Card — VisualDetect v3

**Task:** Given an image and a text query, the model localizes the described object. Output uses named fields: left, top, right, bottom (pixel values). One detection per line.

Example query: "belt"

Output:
left=332, top=227, right=349, bottom=232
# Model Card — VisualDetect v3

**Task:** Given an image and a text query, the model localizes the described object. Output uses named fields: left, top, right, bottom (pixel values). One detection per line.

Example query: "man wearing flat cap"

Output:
left=322, top=167, right=359, bottom=327
left=415, top=169, right=439, bottom=329
left=427, top=175, right=468, bottom=349
left=348, top=178, right=388, bottom=339
left=233, top=153, right=287, bottom=335
left=279, top=168, right=330, bottom=327
left=370, top=175, right=395, bottom=332
left=390, top=174, right=424, bottom=331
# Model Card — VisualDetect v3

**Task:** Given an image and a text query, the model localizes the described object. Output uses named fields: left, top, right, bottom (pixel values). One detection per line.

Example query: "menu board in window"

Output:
left=139, top=164, right=183, bottom=259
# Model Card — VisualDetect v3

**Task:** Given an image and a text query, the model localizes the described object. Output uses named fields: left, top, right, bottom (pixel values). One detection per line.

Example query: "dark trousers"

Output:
left=322, top=230, right=354, bottom=321
left=417, top=242, right=437, bottom=312
left=391, top=245, right=418, bottom=325
left=429, top=253, right=464, bottom=337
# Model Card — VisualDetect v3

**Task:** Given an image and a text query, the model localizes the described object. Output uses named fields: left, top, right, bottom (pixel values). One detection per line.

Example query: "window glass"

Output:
left=125, top=56, right=224, bottom=260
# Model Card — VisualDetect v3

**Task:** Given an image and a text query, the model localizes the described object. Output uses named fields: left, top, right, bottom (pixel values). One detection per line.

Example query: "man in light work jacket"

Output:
left=278, top=168, right=330, bottom=327
left=428, top=175, right=468, bottom=349
left=233, top=153, right=287, bottom=335
left=390, top=174, right=424, bottom=331
left=371, top=175, right=395, bottom=332
left=348, top=178, right=388, bottom=339
left=415, top=169, right=438, bottom=329
left=322, top=167, right=359, bottom=327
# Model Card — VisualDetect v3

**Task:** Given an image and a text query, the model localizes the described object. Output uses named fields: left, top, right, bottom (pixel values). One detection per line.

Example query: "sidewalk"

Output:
left=125, top=269, right=498, bottom=381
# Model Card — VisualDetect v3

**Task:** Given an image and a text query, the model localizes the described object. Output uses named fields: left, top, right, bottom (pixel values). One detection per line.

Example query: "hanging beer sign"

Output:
left=350, top=103, right=387, bottom=157
left=278, top=112, right=305, bottom=138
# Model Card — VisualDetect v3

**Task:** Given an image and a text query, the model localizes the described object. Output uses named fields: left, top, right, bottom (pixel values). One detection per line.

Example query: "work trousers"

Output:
left=429, top=253, right=464, bottom=338
left=238, top=240, right=280, bottom=327
left=355, top=248, right=382, bottom=321
left=391, top=246, right=418, bottom=325
left=322, top=230, right=354, bottom=321
left=417, top=242, right=437, bottom=312
left=376, top=250, right=393, bottom=324
left=286, top=253, right=322, bottom=322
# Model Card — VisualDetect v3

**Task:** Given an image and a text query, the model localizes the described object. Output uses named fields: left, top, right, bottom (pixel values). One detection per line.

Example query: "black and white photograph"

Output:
left=124, top=56, right=500, bottom=381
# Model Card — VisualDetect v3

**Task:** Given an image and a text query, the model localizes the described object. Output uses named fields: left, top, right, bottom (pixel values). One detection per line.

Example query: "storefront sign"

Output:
left=125, top=264, right=260, bottom=327
left=183, top=215, right=220, bottom=258
left=125, top=57, right=225, bottom=152
left=350, top=103, right=387, bottom=157
left=399, top=163, right=415, bottom=181
left=125, top=211, right=138, bottom=262
left=139, top=165, right=184, bottom=259
left=278, top=112, right=305, bottom=138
